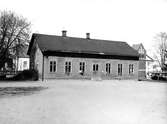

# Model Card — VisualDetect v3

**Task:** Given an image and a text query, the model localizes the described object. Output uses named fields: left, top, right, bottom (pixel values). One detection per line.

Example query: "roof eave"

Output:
left=42, top=50, right=139, bottom=57
left=27, top=34, right=37, bottom=55
left=43, top=50, right=139, bottom=60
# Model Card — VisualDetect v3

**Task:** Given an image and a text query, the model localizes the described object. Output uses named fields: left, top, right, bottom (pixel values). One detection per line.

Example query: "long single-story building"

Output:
left=27, top=31, right=139, bottom=80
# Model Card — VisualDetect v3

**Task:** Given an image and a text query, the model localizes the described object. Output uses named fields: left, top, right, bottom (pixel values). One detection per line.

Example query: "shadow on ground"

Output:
left=0, top=87, right=48, bottom=98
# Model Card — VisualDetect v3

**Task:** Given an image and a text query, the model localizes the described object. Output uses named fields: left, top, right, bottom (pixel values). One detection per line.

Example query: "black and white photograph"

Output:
left=0, top=0, right=167, bottom=124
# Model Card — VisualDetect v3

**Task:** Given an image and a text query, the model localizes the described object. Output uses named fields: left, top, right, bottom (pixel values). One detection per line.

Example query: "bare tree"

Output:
left=153, top=32, right=167, bottom=71
left=0, top=10, right=31, bottom=70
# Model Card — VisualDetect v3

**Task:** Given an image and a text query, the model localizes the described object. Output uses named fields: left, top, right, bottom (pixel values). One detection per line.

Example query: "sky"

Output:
left=1, top=0, right=167, bottom=57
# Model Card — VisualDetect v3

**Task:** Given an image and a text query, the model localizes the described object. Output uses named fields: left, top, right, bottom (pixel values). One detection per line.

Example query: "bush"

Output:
left=159, top=76, right=167, bottom=81
left=0, top=74, right=6, bottom=80
left=151, top=75, right=158, bottom=80
left=12, top=69, right=39, bottom=81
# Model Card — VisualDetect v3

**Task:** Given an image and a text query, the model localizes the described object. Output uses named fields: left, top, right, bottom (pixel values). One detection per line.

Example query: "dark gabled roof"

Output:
left=28, top=33, right=139, bottom=58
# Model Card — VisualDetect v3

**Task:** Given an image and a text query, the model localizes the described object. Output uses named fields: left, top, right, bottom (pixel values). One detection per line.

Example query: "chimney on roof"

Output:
left=86, top=33, right=90, bottom=39
left=62, top=30, right=67, bottom=37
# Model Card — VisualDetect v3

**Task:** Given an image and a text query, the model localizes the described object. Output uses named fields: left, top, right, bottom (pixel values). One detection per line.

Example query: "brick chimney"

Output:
left=86, top=33, right=90, bottom=39
left=62, top=30, right=67, bottom=37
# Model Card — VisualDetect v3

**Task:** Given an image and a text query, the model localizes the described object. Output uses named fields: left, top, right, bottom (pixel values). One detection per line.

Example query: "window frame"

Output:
left=49, top=60, right=57, bottom=73
left=93, top=63, right=99, bottom=73
left=23, top=61, right=28, bottom=68
left=106, top=63, right=111, bottom=75
left=118, top=64, right=122, bottom=76
left=65, top=61, right=71, bottom=75
left=129, top=64, right=134, bottom=75
left=79, top=62, right=85, bottom=75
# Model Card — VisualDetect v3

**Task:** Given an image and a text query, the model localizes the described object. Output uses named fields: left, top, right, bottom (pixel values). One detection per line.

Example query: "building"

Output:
left=10, top=44, right=30, bottom=71
left=132, top=43, right=146, bottom=79
left=27, top=31, right=139, bottom=80
left=16, top=45, right=30, bottom=71
left=1, top=45, right=30, bottom=72
left=132, top=43, right=154, bottom=79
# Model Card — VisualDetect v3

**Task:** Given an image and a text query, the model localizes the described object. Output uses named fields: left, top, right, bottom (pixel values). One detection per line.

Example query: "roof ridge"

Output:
left=33, top=33, right=126, bottom=43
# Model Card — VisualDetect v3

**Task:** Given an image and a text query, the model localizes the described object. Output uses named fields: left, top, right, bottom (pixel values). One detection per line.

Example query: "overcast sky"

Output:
left=1, top=0, right=167, bottom=56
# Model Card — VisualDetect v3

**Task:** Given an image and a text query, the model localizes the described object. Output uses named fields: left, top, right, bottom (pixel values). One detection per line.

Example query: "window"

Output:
left=139, top=47, right=145, bottom=54
left=106, top=63, right=111, bottom=74
left=65, top=61, right=71, bottom=75
left=23, top=61, right=27, bottom=68
left=50, top=61, right=56, bottom=72
left=93, top=64, right=98, bottom=73
left=139, top=54, right=145, bottom=60
left=118, top=64, right=122, bottom=76
left=129, top=64, right=134, bottom=74
left=79, top=62, right=85, bottom=75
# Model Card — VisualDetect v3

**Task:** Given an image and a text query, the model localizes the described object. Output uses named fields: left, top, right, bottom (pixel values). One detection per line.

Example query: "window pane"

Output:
left=79, top=62, right=85, bottom=75
left=69, top=63, right=71, bottom=72
left=53, top=61, right=56, bottom=72
left=50, top=61, right=53, bottom=72
left=118, top=64, right=122, bottom=76
left=129, top=64, right=134, bottom=74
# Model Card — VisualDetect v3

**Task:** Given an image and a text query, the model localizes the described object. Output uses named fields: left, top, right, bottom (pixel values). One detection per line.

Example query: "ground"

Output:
left=0, top=80, right=166, bottom=124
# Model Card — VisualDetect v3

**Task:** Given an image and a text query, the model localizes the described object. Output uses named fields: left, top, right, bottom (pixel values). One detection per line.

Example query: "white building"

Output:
left=15, top=45, right=30, bottom=71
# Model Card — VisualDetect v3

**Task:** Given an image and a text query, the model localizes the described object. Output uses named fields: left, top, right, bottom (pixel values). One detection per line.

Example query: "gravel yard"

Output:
left=0, top=80, right=166, bottom=124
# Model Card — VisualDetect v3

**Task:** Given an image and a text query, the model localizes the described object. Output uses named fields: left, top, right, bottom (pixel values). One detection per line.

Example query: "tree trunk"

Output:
left=0, top=51, right=8, bottom=70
